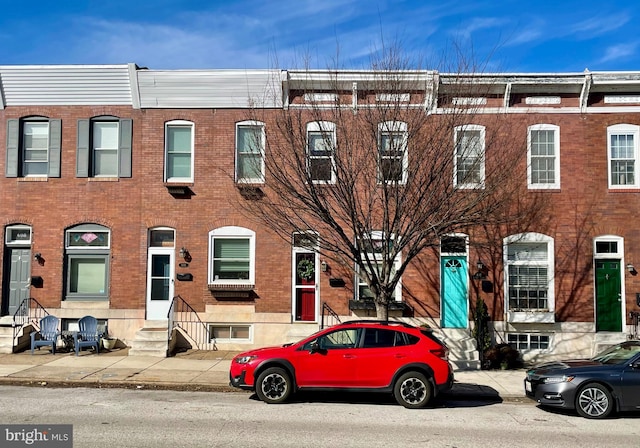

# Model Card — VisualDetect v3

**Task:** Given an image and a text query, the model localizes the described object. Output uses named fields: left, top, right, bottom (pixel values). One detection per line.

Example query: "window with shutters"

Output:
left=5, top=117, right=61, bottom=178
left=76, top=116, right=132, bottom=178
left=208, top=226, right=256, bottom=287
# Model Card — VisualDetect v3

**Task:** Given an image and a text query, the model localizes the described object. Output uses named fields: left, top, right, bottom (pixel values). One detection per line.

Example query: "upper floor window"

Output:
left=76, top=116, right=132, bottom=178
left=378, top=121, right=407, bottom=184
left=5, top=117, right=61, bottom=178
left=528, top=124, right=560, bottom=189
left=608, top=124, right=639, bottom=188
left=503, top=233, right=555, bottom=318
left=236, top=121, right=265, bottom=183
left=65, top=224, right=111, bottom=301
left=165, top=120, right=194, bottom=182
left=208, top=226, right=256, bottom=286
left=307, top=121, right=335, bottom=183
left=454, top=125, right=485, bottom=189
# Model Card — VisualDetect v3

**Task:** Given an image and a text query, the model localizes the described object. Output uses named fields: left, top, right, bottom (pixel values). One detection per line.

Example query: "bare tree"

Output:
left=237, top=47, right=541, bottom=320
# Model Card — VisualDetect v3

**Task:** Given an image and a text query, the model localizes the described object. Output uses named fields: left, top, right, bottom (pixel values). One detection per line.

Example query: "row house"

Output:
left=1, top=64, right=640, bottom=365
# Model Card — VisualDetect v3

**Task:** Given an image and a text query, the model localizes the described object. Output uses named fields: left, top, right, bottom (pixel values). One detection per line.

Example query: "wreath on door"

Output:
left=297, top=259, right=315, bottom=281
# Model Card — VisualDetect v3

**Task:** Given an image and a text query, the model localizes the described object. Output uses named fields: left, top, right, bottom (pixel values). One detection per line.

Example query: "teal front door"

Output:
left=595, top=260, right=622, bottom=332
left=441, top=256, right=468, bottom=328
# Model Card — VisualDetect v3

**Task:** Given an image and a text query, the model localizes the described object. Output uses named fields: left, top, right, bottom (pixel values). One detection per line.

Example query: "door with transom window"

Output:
left=292, top=233, right=318, bottom=322
left=146, top=229, right=175, bottom=321
left=440, top=235, right=469, bottom=329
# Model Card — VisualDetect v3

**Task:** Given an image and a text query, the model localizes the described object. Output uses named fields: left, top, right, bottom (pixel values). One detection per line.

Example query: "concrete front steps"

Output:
left=438, top=328, right=481, bottom=370
left=128, top=320, right=169, bottom=357
left=0, top=315, right=32, bottom=354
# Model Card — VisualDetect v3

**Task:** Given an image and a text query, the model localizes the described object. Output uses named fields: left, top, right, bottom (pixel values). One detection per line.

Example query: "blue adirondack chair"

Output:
left=73, top=316, right=102, bottom=356
left=30, top=315, right=61, bottom=355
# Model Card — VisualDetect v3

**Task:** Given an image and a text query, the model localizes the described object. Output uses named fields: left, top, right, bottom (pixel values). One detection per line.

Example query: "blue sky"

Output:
left=1, top=0, right=639, bottom=73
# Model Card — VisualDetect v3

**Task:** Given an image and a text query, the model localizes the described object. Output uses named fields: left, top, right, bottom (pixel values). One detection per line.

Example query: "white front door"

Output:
left=146, top=248, right=175, bottom=320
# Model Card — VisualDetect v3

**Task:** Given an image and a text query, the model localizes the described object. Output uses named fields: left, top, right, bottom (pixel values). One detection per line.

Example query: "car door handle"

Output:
left=343, top=354, right=356, bottom=359
left=395, top=354, right=406, bottom=358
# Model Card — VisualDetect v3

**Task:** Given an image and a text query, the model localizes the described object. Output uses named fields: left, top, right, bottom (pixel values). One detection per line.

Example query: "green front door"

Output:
left=441, top=256, right=468, bottom=328
left=595, top=260, right=622, bottom=332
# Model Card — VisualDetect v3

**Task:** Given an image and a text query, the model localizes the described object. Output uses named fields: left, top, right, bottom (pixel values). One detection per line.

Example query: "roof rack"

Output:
left=339, top=319, right=416, bottom=329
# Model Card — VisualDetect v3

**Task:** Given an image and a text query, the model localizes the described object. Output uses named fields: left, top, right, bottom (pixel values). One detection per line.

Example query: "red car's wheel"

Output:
left=255, top=367, right=292, bottom=404
left=393, top=371, right=432, bottom=409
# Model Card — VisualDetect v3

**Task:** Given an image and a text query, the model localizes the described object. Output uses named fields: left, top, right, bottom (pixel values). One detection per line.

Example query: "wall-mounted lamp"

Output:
left=179, top=247, right=191, bottom=262
left=627, top=263, right=637, bottom=274
left=321, top=260, right=328, bottom=272
left=473, top=260, right=487, bottom=280
left=33, top=252, right=45, bottom=266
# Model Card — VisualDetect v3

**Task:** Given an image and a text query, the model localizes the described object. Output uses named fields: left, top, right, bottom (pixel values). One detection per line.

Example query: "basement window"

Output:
left=209, top=324, right=252, bottom=343
left=507, top=333, right=550, bottom=351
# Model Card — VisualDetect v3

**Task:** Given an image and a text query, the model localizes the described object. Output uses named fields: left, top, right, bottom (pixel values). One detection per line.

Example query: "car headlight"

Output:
left=542, top=375, right=575, bottom=384
left=234, top=355, right=258, bottom=365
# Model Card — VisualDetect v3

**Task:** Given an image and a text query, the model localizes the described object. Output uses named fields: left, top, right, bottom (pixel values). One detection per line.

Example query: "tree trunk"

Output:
left=375, top=299, right=390, bottom=321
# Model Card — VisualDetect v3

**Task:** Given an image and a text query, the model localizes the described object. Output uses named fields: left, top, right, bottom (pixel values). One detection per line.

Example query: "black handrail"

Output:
left=12, top=297, right=49, bottom=342
left=167, top=295, right=216, bottom=355
left=321, top=302, right=341, bottom=329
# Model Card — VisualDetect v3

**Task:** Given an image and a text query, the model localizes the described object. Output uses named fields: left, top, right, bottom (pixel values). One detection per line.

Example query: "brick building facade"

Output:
left=1, top=64, right=640, bottom=364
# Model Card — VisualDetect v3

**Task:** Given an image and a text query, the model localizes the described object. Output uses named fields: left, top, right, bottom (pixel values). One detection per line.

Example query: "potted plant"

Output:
left=102, top=335, right=117, bottom=350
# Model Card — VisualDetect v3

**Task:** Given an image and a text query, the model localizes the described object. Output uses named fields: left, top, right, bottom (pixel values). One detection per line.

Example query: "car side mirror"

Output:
left=309, top=341, right=326, bottom=355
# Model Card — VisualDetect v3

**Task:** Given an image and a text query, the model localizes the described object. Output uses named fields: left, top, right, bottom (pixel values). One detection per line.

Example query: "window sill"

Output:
left=88, top=177, right=119, bottom=182
left=507, top=311, right=555, bottom=323
left=208, top=284, right=255, bottom=292
left=349, top=299, right=406, bottom=311
left=164, top=183, right=193, bottom=196
left=18, top=177, right=48, bottom=182
left=236, top=184, right=264, bottom=199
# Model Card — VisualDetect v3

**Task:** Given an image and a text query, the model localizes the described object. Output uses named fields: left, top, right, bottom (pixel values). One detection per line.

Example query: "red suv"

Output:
left=229, top=320, right=454, bottom=408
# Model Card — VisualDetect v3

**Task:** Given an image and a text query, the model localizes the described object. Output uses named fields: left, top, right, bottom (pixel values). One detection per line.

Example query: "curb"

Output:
left=0, top=377, right=527, bottom=402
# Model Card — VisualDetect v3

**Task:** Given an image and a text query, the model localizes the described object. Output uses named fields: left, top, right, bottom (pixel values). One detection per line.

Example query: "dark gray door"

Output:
left=6, top=248, right=31, bottom=315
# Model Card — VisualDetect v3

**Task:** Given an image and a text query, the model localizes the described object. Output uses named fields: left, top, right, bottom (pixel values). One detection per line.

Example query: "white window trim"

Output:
left=527, top=124, right=560, bottom=189
left=92, top=120, right=119, bottom=177
left=307, top=121, right=336, bottom=184
left=209, top=323, right=253, bottom=343
left=378, top=121, right=408, bottom=185
left=165, top=120, right=194, bottom=183
left=607, top=124, right=640, bottom=189
left=454, top=124, right=485, bottom=189
left=235, top=120, right=265, bottom=184
left=507, top=333, right=552, bottom=352
left=208, top=226, right=256, bottom=286
left=503, top=232, right=555, bottom=323
left=22, top=120, right=49, bottom=178
left=356, top=231, right=402, bottom=302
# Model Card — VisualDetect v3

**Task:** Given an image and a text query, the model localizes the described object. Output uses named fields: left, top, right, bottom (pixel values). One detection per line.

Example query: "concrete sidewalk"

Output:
left=0, top=348, right=527, bottom=401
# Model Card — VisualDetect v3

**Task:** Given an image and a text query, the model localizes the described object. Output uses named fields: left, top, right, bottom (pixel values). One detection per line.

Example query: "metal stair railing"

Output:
left=321, top=302, right=341, bottom=329
left=12, top=297, right=49, bottom=342
left=167, top=295, right=216, bottom=354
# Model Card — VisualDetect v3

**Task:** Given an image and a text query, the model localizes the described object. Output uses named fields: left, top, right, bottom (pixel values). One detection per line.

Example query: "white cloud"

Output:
left=598, top=42, right=638, bottom=64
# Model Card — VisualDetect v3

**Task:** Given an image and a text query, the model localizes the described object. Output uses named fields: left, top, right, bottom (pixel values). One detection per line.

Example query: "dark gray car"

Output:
left=524, top=340, right=640, bottom=418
